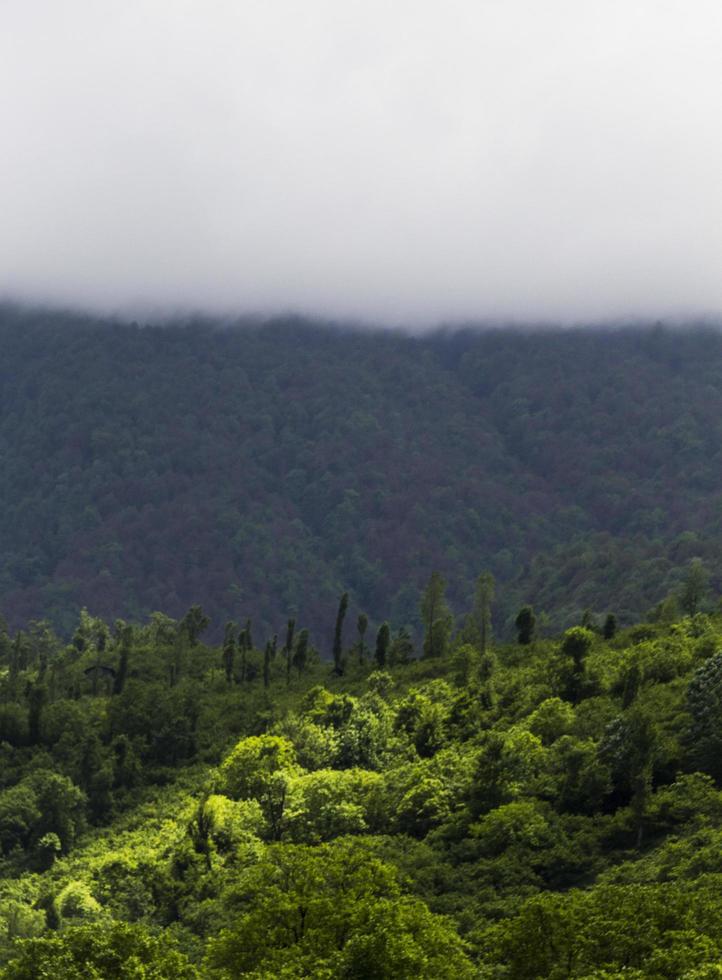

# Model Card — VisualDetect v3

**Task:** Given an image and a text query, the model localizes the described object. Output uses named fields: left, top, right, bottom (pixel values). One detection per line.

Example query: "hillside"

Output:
left=2, top=305, right=722, bottom=639
left=1, top=600, right=722, bottom=975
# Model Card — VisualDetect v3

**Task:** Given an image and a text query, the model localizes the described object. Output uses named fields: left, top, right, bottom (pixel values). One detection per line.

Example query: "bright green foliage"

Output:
left=0, top=922, right=199, bottom=979
left=2, top=590, right=722, bottom=976
left=486, top=882, right=722, bottom=978
left=284, top=768, right=384, bottom=843
left=525, top=697, right=576, bottom=744
left=204, top=842, right=475, bottom=978
left=215, top=735, right=299, bottom=839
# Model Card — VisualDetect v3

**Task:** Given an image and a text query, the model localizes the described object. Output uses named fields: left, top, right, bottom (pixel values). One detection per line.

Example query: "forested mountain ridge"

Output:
left=1, top=304, right=722, bottom=639
left=1, top=595, right=722, bottom=975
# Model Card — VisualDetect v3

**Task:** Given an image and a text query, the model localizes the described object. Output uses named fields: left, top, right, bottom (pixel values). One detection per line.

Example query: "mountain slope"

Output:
left=1, top=306, right=721, bottom=637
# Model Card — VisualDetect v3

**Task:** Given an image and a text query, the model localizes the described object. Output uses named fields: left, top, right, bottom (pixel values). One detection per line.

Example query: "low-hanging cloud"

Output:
left=1, top=0, right=721, bottom=325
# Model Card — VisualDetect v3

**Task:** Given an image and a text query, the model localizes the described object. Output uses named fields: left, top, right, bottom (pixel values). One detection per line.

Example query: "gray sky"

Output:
left=1, top=1, right=721, bottom=325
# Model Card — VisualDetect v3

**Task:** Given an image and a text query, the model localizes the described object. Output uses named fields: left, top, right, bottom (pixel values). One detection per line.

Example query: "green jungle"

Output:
left=3, top=309, right=722, bottom=976
left=1, top=571, right=722, bottom=977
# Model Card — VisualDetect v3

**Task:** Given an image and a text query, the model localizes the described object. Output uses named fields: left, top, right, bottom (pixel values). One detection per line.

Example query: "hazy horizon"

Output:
left=2, top=1, right=721, bottom=326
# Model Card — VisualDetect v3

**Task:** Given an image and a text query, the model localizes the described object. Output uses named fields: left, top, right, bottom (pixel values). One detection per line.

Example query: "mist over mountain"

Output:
left=3, top=1, right=722, bottom=323
left=1, top=305, right=720, bottom=641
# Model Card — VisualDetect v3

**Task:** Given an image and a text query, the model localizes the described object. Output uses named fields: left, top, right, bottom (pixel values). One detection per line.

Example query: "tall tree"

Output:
left=285, top=619, right=296, bottom=687
left=560, top=626, right=594, bottom=703
left=375, top=622, right=390, bottom=668
left=238, top=628, right=248, bottom=685
left=263, top=641, right=271, bottom=690
left=515, top=606, right=536, bottom=645
left=472, top=572, right=495, bottom=656
left=222, top=622, right=236, bottom=686
left=679, top=558, right=708, bottom=616
left=602, top=613, right=617, bottom=640
left=389, top=627, right=414, bottom=665
left=113, top=623, right=132, bottom=696
left=293, top=629, right=310, bottom=677
left=27, top=681, right=46, bottom=745
left=180, top=605, right=210, bottom=646
left=421, top=572, right=452, bottom=659
left=332, top=593, right=349, bottom=675
left=356, top=613, right=368, bottom=665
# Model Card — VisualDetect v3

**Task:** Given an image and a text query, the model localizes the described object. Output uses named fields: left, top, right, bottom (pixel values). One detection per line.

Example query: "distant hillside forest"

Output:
left=1, top=304, right=722, bottom=640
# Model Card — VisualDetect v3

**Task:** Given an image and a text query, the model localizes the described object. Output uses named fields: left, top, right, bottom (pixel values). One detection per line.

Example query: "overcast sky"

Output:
left=1, top=1, right=721, bottom=325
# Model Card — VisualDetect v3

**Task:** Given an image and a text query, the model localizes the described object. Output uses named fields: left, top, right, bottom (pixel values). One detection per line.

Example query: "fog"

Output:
left=1, top=1, right=721, bottom=326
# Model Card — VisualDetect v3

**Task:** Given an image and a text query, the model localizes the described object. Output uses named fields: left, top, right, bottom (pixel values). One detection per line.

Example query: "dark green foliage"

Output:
left=332, top=592, right=349, bottom=675
left=243, top=619, right=253, bottom=653
left=515, top=605, right=536, bottom=644
left=686, top=651, right=722, bottom=780
left=26, top=681, right=46, bottom=745
left=292, top=628, right=309, bottom=676
left=3, top=313, right=722, bottom=639
left=603, top=612, right=617, bottom=639
left=357, top=612, right=368, bottom=665
left=421, top=572, right=452, bottom=659
left=560, top=626, right=594, bottom=703
left=580, top=608, right=597, bottom=631
left=375, top=622, right=390, bottom=667
left=263, top=641, right=271, bottom=689
left=284, top=618, right=295, bottom=686
left=472, top=571, right=494, bottom=656
left=112, top=623, right=132, bottom=696
left=389, top=627, right=414, bottom=665
left=180, top=605, right=210, bottom=646
left=221, top=622, right=235, bottom=686
left=679, top=558, right=709, bottom=616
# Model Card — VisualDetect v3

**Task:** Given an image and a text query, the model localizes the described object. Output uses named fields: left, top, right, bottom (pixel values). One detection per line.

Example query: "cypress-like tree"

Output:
left=357, top=613, right=368, bottom=665
left=285, top=618, right=296, bottom=687
left=580, top=609, right=597, bottom=632
left=263, top=641, right=271, bottom=689
left=238, top=628, right=248, bottom=684
left=375, top=622, right=390, bottom=668
left=420, top=571, right=452, bottom=658
left=113, top=624, right=132, bottom=696
left=515, top=606, right=536, bottom=645
left=293, top=628, right=310, bottom=676
left=222, top=622, right=236, bottom=685
left=473, top=572, right=495, bottom=656
left=27, top=681, right=46, bottom=745
left=603, top=613, right=617, bottom=640
left=560, top=627, right=594, bottom=704
left=332, top=592, right=349, bottom=675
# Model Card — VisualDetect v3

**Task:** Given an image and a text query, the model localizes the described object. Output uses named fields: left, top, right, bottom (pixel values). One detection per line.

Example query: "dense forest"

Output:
left=2, top=305, right=722, bottom=639
left=1, top=570, right=722, bottom=976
